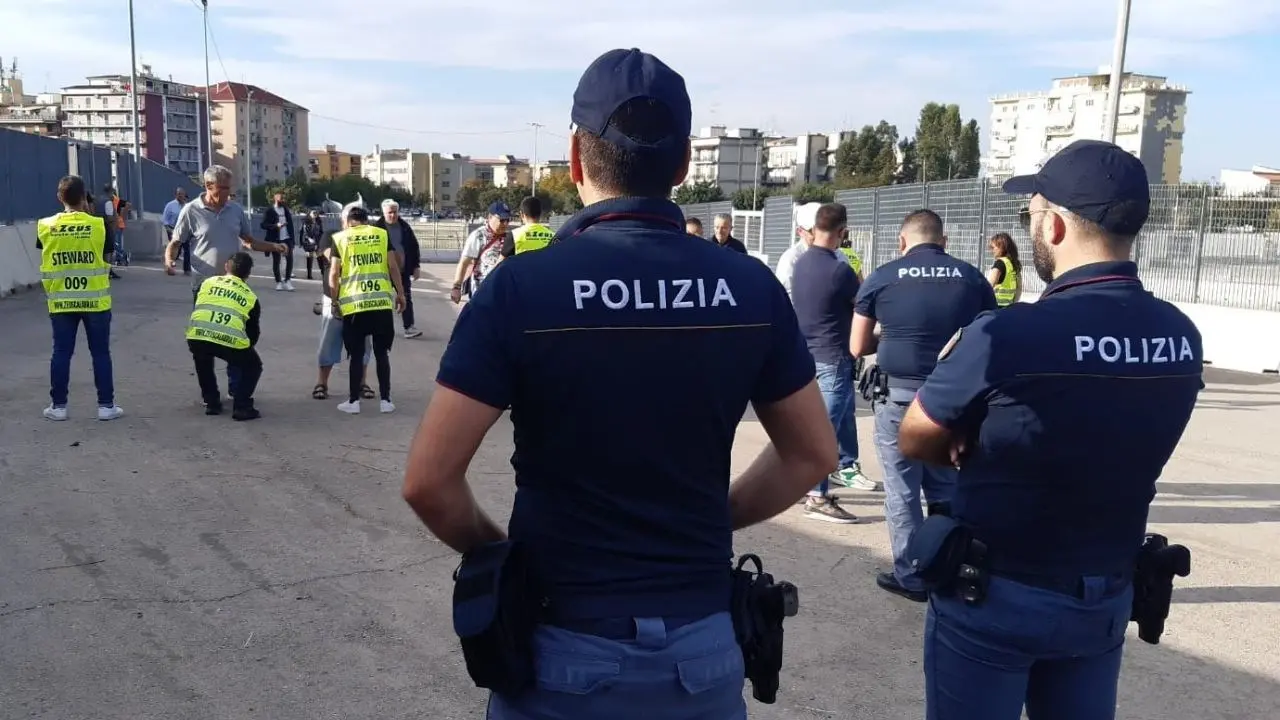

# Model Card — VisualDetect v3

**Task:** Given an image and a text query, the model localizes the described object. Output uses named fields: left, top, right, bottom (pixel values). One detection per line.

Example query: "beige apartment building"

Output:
left=363, top=148, right=477, bottom=212
left=207, top=81, right=309, bottom=187
left=308, top=144, right=362, bottom=179
left=474, top=155, right=532, bottom=188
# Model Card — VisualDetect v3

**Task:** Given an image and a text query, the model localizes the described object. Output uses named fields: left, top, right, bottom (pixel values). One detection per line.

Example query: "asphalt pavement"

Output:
left=1, top=263, right=1278, bottom=720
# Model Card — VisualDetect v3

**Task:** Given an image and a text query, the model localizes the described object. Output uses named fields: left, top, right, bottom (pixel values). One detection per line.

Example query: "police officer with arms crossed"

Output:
left=187, top=252, right=264, bottom=421
left=37, top=175, right=124, bottom=422
left=898, top=139, right=1203, bottom=719
left=851, top=209, right=996, bottom=602
left=327, top=206, right=405, bottom=414
left=401, top=48, right=837, bottom=720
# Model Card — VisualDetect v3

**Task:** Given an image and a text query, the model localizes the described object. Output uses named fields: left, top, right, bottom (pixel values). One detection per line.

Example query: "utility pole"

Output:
left=202, top=0, right=213, bottom=169
left=244, top=87, right=253, bottom=211
left=1102, top=0, right=1134, bottom=143
left=529, top=122, right=543, bottom=195
left=127, top=0, right=144, bottom=214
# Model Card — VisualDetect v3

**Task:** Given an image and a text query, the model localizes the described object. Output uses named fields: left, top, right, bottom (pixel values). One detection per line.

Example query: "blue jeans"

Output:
left=487, top=613, right=746, bottom=720
left=811, top=357, right=860, bottom=496
left=50, top=311, right=115, bottom=408
left=925, top=575, right=1133, bottom=719
left=874, top=389, right=957, bottom=592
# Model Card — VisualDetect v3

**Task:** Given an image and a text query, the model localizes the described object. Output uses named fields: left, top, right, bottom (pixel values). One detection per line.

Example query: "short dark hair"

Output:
left=815, top=203, right=848, bottom=233
left=576, top=97, right=685, bottom=198
left=228, top=251, right=254, bottom=279
left=519, top=196, right=542, bottom=220
left=58, top=175, right=87, bottom=208
left=685, top=216, right=702, bottom=228
left=900, top=209, right=944, bottom=241
left=347, top=206, right=369, bottom=223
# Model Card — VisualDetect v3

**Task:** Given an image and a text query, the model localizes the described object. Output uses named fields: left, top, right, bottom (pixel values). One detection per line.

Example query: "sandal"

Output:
left=312, top=384, right=328, bottom=400
left=361, top=384, right=376, bottom=399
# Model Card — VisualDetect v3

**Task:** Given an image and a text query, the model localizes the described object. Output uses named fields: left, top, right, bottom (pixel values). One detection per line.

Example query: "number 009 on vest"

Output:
left=186, top=275, right=257, bottom=349
left=332, top=227, right=394, bottom=316
left=38, top=211, right=112, bottom=314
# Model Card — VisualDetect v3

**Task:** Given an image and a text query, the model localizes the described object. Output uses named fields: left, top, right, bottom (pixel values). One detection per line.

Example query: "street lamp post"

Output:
left=1102, top=0, right=1134, bottom=143
left=529, top=122, right=543, bottom=195
left=126, top=0, right=144, bottom=214
left=202, top=0, right=213, bottom=168
left=244, top=87, right=254, bottom=211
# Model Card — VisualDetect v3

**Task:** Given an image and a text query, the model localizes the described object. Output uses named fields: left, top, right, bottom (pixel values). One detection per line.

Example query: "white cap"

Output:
left=794, top=202, right=822, bottom=231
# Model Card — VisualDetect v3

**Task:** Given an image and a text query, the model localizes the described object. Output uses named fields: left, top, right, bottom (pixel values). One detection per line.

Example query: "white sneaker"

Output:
left=337, top=400, right=360, bottom=414
left=404, top=327, right=423, bottom=339
left=275, top=281, right=285, bottom=291
left=284, top=280, right=295, bottom=292
left=97, top=406, right=124, bottom=421
left=379, top=399, right=396, bottom=413
left=43, top=405, right=68, bottom=421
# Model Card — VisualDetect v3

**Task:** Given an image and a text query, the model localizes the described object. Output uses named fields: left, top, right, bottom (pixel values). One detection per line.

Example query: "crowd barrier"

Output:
left=0, top=219, right=169, bottom=298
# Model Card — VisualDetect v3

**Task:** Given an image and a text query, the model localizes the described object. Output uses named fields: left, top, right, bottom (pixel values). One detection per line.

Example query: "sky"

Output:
left=2, top=0, right=1278, bottom=181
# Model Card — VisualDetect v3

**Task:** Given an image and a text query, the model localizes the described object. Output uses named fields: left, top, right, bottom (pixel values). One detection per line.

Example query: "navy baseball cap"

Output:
left=570, top=48, right=692, bottom=156
left=1003, top=139, right=1150, bottom=236
left=487, top=201, right=511, bottom=220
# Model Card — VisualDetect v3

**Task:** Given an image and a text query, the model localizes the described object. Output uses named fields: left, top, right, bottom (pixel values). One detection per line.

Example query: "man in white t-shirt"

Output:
left=775, top=202, right=821, bottom=298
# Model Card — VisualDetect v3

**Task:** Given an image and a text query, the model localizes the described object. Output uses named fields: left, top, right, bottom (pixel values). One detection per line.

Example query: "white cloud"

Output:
left=2, top=0, right=1276, bottom=173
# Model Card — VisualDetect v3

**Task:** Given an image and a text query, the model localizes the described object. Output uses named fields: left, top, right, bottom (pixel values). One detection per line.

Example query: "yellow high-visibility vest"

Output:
left=333, top=225, right=394, bottom=316
left=186, top=275, right=257, bottom=349
left=994, top=256, right=1020, bottom=307
left=512, top=222, right=555, bottom=254
left=38, top=211, right=112, bottom=314
left=839, top=246, right=863, bottom=276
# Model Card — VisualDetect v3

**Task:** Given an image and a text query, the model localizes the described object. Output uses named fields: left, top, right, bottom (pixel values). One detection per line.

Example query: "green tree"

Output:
left=456, top=179, right=486, bottom=219
left=673, top=180, right=725, bottom=204
left=914, top=103, right=981, bottom=181
left=731, top=187, right=771, bottom=210
left=896, top=138, right=919, bottom=184
left=537, top=172, right=584, bottom=215
left=793, top=183, right=835, bottom=204
left=834, top=121, right=900, bottom=188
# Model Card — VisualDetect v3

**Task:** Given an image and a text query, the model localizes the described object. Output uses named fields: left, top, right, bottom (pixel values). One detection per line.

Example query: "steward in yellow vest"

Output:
left=512, top=196, right=554, bottom=254
left=986, top=233, right=1023, bottom=308
left=186, top=252, right=264, bottom=420
left=326, top=205, right=405, bottom=414
left=993, top=256, right=1020, bottom=307
left=38, top=175, right=123, bottom=422
left=839, top=243, right=864, bottom=279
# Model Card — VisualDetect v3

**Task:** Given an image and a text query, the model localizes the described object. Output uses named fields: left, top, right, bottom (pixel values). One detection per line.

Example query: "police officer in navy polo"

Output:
left=851, top=209, right=996, bottom=602
left=898, top=139, right=1203, bottom=719
left=401, top=48, right=838, bottom=720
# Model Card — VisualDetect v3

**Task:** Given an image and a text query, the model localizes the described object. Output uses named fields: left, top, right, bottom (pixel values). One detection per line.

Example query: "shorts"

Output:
left=318, top=313, right=373, bottom=368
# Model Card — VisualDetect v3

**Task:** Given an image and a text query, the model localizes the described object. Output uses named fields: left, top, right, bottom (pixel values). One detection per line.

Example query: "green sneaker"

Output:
left=835, top=463, right=881, bottom=492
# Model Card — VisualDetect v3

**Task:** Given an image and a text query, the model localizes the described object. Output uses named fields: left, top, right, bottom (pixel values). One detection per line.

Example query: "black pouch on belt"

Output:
left=452, top=540, right=539, bottom=697
left=906, top=515, right=980, bottom=593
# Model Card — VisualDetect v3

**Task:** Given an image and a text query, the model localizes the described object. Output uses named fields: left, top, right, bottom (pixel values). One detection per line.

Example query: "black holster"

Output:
left=451, top=541, right=540, bottom=697
left=858, top=363, right=888, bottom=403
left=729, top=554, right=799, bottom=705
left=905, top=515, right=989, bottom=604
left=1130, top=533, right=1191, bottom=645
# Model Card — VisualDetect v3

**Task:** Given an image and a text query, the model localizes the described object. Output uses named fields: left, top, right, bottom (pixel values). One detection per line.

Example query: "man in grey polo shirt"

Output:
left=166, top=164, right=285, bottom=398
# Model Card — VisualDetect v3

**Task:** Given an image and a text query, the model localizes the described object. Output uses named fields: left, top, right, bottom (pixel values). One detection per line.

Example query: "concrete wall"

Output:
left=0, top=219, right=168, bottom=298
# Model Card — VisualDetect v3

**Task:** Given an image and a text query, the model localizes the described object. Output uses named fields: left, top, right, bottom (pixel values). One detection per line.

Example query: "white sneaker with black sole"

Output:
left=803, top=496, right=860, bottom=524
left=404, top=327, right=423, bottom=339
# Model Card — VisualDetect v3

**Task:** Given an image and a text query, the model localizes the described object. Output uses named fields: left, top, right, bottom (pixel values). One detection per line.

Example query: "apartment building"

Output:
left=0, top=69, right=62, bottom=136
left=684, top=126, right=766, bottom=194
left=207, top=81, right=309, bottom=187
left=362, top=148, right=478, bottom=212
left=61, top=67, right=209, bottom=175
left=474, top=155, right=532, bottom=188
left=761, top=132, right=854, bottom=188
left=1219, top=166, right=1280, bottom=195
left=985, top=69, right=1189, bottom=185
left=308, top=144, right=361, bottom=179
left=534, top=160, right=570, bottom=181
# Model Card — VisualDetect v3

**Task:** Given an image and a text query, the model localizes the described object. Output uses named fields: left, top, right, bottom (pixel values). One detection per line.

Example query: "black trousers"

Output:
left=341, top=310, right=395, bottom=402
left=401, top=268, right=416, bottom=330
left=271, top=244, right=294, bottom=282
left=188, top=339, right=262, bottom=410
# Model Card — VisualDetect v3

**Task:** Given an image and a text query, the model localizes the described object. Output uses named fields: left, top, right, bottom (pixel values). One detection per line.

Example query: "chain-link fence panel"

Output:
left=927, top=179, right=986, bottom=268
left=733, top=210, right=764, bottom=253
left=835, top=188, right=877, bottom=271
left=761, top=195, right=795, bottom=270
left=871, top=184, right=926, bottom=269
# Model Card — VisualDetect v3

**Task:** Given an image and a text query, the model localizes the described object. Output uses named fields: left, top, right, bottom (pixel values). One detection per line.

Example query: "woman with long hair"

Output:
left=986, top=232, right=1022, bottom=307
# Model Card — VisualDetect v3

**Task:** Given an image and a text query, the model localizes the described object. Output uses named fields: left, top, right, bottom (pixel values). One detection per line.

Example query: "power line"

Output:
left=308, top=112, right=530, bottom=137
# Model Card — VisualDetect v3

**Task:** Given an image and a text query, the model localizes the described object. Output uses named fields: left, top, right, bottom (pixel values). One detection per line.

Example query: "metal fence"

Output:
left=547, top=180, right=1280, bottom=312
left=0, top=127, right=201, bottom=224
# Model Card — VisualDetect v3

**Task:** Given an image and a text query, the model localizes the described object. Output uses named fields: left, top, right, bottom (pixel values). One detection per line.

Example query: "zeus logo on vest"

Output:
left=1074, top=335, right=1196, bottom=364
left=572, top=279, right=737, bottom=310
left=899, top=266, right=964, bottom=279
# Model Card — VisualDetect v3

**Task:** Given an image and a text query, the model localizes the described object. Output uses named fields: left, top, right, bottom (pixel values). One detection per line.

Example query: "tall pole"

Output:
left=1102, top=0, right=1133, bottom=143
left=244, top=88, right=253, bottom=211
left=529, top=122, right=542, bottom=195
left=127, top=0, right=144, bottom=214
left=752, top=131, right=762, bottom=210
left=202, top=1, right=213, bottom=169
